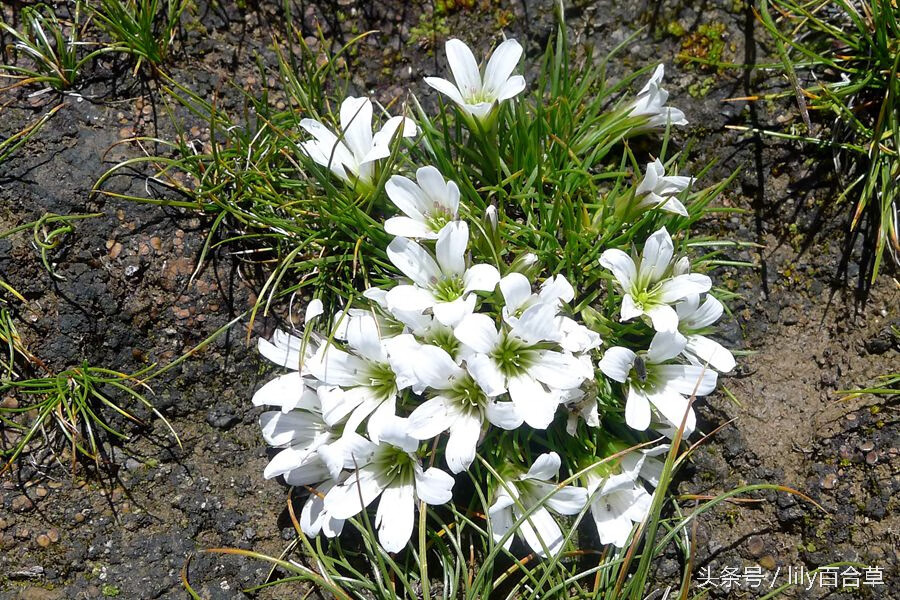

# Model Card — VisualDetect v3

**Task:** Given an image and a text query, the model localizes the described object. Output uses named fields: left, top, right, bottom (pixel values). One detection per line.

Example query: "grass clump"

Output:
left=0, top=2, right=113, bottom=92
left=757, top=0, right=899, bottom=283
left=90, top=0, right=190, bottom=74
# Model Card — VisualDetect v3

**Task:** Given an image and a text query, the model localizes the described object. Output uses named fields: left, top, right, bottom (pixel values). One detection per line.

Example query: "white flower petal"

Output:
left=324, top=465, right=387, bottom=520
left=531, top=482, right=589, bottom=515
left=424, top=76, right=467, bottom=107
left=252, top=373, right=319, bottom=412
left=409, top=344, right=464, bottom=389
left=433, top=294, right=476, bottom=327
left=660, top=197, right=689, bottom=216
left=366, top=116, right=417, bottom=164
left=385, top=284, right=437, bottom=314
left=386, top=174, right=427, bottom=220
left=376, top=480, right=415, bottom=552
left=599, top=249, right=637, bottom=290
left=365, top=397, right=399, bottom=444
left=686, top=334, right=735, bottom=373
left=625, top=385, right=652, bottom=431
left=407, top=396, right=453, bottom=440
left=282, top=456, right=333, bottom=487
left=259, top=410, right=325, bottom=447
left=488, top=494, right=515, bottom=549
left=454, top=313, right=500, bottom=353
left=518, top=505, right=565, bottom=557
left=483, top=38, right=522, bottom=95
left=345, top=313, right=386, bottom=363
left=658, top=274, right=712, bottom=303
left=682, top=295, right=724, bottom=329
left=415, top=466, right=455, bottom=505
left=465, top=353, right=507, bottom=396
left=509, top=374, right=559, bottom=429
left=384, top=216, right=436, bottom=239
left=318, top=385, right=375, bottom=426
left=387, top=236, right=441, bottom=288
left=620, top=294, right=644, bottom=322
left=539, top=274, right=575, bottom=305
left=435, top=221, right=468, bottom=276
left=485, top=400, right=524, bottom=430
left=655, top=365, right=717, bottom=396
left=445, top=38, right=482, bottom=98
left=646, top=330, right=687, bottom=364
left=529, top=350, right=588, bottom=390
left=598, top=347, right=636, bottom=383
left=647, top=386, right=695, bottom=432
left=639, top=227, right=674, bottom=284
left=463, top=263, right=500, bottom=293
left=445, top=412, right=482, bottom=473
left=511, top=302, right=558, bottom=345
left=339, top=97, right=374, bottom=162
left=309, top=347, right=368, bottom=386
left=645, top=303, right=680, bottom=332
left=495, top=75, right=526, bottom=101
left=499, top=272, right=532, bottom=312
left=525, top=451, right=561, bottom=481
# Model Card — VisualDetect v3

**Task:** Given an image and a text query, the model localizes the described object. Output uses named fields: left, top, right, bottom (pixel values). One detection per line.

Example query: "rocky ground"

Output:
left=0, top=1, right=896, bottom=599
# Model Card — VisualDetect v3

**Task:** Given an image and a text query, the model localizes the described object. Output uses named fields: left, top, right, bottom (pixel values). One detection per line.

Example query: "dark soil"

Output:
left=1, top=1, right=897, bottom=599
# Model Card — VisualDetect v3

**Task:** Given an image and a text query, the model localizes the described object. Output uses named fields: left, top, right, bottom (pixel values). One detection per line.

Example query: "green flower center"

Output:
left=490, top=334, right=535, bottom=377
left=364, top=362, right=398, bottom=400
left=427, top=327, right=460, bottom=359
left=433, top=275, right=465, bottom=302
left=373, top=445, right=415, bottom=482
left=426, top=209, right=453, bottom=232
left=447, top=375, right=488, bottom=415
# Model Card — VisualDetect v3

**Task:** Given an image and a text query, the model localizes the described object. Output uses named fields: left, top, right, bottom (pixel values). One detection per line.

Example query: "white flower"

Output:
left=562, top=387, right=600, bottom=436
left=299, top=96, right=417, bottom=186
left=300, top=479, right=344, bottom=538
left=583, top=446, right=667, bottom=547
left=676, top=295, right=735, bottom=372
left=257, top=329, right=314, bottom=372
left=402, top=344, right=524, bottom=473
left=453, top=303, right=592, bottom=429
left=488, top=452, right=588, bottom=557
left=385, top=166, right=460, bottom=239
left=308, top=313, right=415, bottom=442
left=305, top=299, right=324, bottom=322
left=599, top=227, right=711, bottom=332
left=323, top=420, right=455, bottom=552
left=597, top=330, right=717, bottom=432
left=425, top=38, right=526, bottom=121
left=634, top=159, right=693, bottom=217
left=255, top=388, right=378, bottom=483
left=626, top=65, right=687, bottom=130
left=386, top=221, right=500, bottom=326
left=499, top=272, right=601, bottom=352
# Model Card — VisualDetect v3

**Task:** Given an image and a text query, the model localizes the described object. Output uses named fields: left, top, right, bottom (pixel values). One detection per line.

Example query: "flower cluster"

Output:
left=253, top=39, right=733, bottom=556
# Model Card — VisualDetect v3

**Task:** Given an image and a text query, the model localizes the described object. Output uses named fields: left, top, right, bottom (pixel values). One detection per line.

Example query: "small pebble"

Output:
left=35, top=487, right=47, bottom=498
left=865, top=451, right=878, bottom=465
left=36, top=534, right=50, bottom=548
left=759, top=555, right=777, bottom=570
left=149, top=237, right=162, bottom=251
left=1, top=397, right=18, bottom=409
left=109, top=242, right=123, bottom=259
left=858, top=440, right=874, bottom=452
left=47, top=528, right=59, bottom=543
left=747, top=536, right=765, bottom=557
left=74, top=513, right=85, bottom=524
left=821, top=473, right=837, bottom=489
left=12, top=495, right=34, bottom=512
